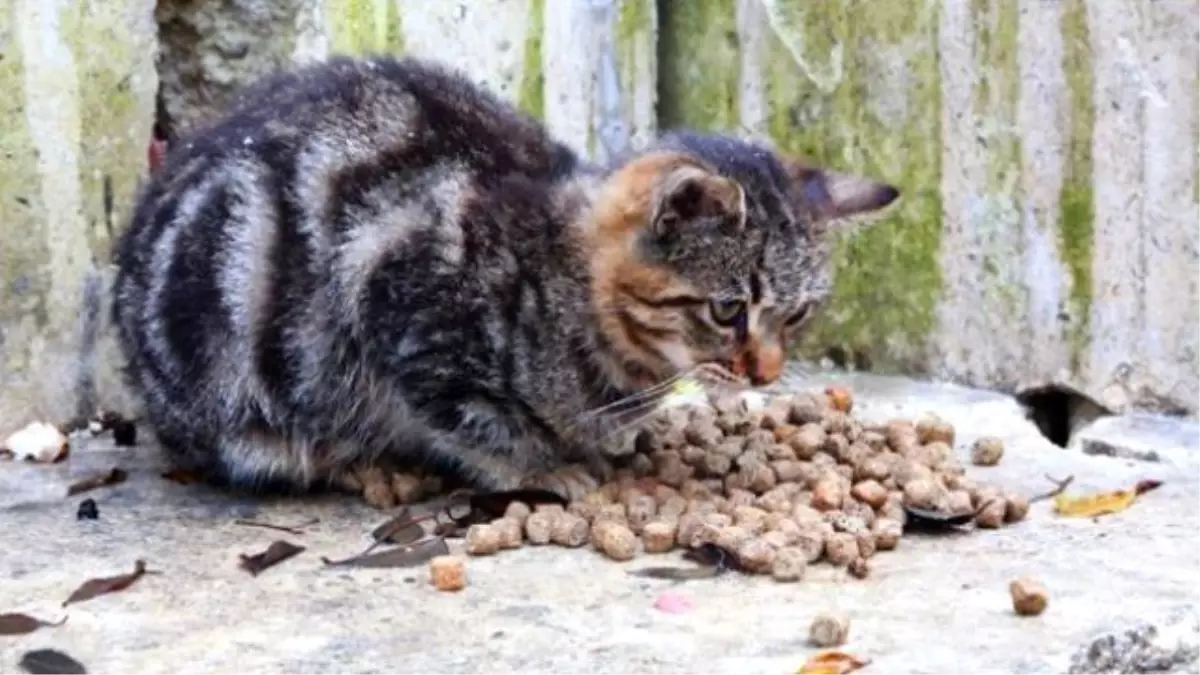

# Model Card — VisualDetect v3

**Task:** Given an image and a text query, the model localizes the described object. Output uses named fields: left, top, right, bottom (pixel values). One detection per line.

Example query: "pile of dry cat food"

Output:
left=354, top=385, right=1028, bottom=584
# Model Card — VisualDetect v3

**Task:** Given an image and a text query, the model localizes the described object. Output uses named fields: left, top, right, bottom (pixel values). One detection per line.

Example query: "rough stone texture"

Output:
left=0, top=0, right=158, bottom=432
left=1068, top=607, right=1200, bottom=674
left=661, top=0, right=1199, bottom=417
left=1070, top=413, right=1200, bottom=466
left=1, top=371, right=1196, bottom=673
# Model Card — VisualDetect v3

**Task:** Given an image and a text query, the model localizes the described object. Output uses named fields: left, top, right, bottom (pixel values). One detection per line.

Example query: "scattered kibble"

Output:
left=1009, top=578, right=1049, bottom=616
left=809, top=612, right=851, bottom=647
left=352, top=386, right=1027, bottom=585
left=429, top=555, right=466, bottom=591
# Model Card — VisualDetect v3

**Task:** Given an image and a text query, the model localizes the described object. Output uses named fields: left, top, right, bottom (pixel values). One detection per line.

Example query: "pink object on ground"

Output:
left=653, top=592, right=695, bottom=613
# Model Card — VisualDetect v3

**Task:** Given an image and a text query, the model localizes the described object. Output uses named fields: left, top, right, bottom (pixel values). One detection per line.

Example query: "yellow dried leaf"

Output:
left=672, top=379, right=704, bottom=397
left=797, top=651, right=871, bottom=674
left=1053, top=479, right=1163, bottom=518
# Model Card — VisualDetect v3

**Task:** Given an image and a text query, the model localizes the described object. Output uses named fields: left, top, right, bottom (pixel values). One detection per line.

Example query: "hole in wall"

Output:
left=1016, top=384, right=1111, bottom=448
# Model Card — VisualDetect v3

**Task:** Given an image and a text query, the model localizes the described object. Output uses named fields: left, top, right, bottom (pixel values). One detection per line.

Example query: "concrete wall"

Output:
left=1, top=0, right=1196, bottom=430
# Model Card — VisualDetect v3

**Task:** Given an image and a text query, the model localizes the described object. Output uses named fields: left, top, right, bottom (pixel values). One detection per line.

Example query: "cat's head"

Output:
left=588, top=131, right=899, bottom=390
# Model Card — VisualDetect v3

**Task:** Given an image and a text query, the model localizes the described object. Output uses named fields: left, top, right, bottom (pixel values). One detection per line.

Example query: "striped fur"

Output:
left=111, top=55, right=900, bottom=496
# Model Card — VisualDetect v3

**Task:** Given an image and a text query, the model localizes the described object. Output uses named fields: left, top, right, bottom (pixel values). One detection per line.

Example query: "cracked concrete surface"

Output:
left=1, top=372, right=1197, bottom=674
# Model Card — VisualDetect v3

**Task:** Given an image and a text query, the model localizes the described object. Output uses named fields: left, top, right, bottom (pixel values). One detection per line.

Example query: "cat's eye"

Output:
left=709, top=298, right=746, bottom=326
left=784, top=303, right=814, bottom=327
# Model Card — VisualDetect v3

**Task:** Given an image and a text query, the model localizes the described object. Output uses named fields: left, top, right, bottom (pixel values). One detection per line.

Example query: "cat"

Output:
left=110, top=54, right=900, bottom=503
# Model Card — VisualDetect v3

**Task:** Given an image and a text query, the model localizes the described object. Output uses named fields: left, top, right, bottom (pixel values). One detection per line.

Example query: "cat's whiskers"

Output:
left=574, top=367, right=698, bottom=422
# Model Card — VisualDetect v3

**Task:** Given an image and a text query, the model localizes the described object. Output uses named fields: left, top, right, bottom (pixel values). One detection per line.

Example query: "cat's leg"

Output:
left=418, top=410, right=613, bottom=502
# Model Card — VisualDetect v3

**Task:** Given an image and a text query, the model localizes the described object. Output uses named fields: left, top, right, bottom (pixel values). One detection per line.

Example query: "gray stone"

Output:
left=1071, top=414, right=1200, bottom=466
left=1, top=371, right=1197, bottom=673
left=1068, top=608, right=1200, bottom=674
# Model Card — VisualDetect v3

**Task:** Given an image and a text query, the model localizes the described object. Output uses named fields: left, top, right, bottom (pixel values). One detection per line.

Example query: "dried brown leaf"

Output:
left=62, top=559, right=154, bottom=607
left=239, top=540, right=306, bottom=576
left=370, top=509, right=430, bottom=546
left=19, top=649, right=87, bottom=674
left=66, top=468, right=127, bottom=497
left=160, top=467, right=202, bottom=485
left=321, top=537, right=450, bottom=569
left=0, top=613, right=67, bottom=636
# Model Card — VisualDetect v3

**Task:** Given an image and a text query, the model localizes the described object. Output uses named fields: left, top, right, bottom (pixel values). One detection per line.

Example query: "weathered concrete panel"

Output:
left=0, top=0, right=158, bottom=430
left=661, top=0, right=1199, bottom=416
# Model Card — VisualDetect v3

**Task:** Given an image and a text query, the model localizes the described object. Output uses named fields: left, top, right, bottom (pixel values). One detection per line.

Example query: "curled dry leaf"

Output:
left=0, top=613, right=67, bottom=636
left=435, top=488, right=567, bottom=537
left=629, top=542, right=743, bottom=581
left=797, top=651, right=871, bottom=675
left=1053, top=479, right=1164, bottom=518
left=1, top=422, right=69, bottom=463
left=19, top=649, right=87, bottom=675
left=239, top=540, right=306, bottom=576
left=66, top=468, right=128, bottom=497
left=370, top=509, right=431, bottom=546
left=63, top=559, right=155, bottom=607
left=902, top=505, right=975, bottom=531
left=321, top=537, right=450, bottom=569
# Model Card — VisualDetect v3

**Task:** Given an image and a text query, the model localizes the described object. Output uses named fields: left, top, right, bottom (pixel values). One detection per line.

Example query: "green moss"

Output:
left=656, top=0, right=739, bottom=131
left=518, top=0, right=545, bottom=120
left=329, top=0, right=404, bottom=55
left=1060, top=0, right=1095, bottom=370
left=0, top=3, right=48, bottom=333
left=763, top=1, right=944, bottom=372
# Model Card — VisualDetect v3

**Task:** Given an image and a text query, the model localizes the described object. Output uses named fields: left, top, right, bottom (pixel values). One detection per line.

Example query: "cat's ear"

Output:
left=786, top=161, right=900, bottom=229
left=651, top=165, right=745, bottom=237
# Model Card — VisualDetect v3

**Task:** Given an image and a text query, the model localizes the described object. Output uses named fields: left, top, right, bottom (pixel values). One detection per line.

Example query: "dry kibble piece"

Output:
left=916, top=414, right=956, bottom=446
left=760, top=529, right=791, bottom=550
left=824, top=532, right=859, bottom=566
left=850, top=480, right=889, bottom=509
left=848, top=557, right=870, bottom=579
left=716, top=525, right=755, bottom=553
left=390, top=472, right=424, bottom=504
left=791, top=504, right=824, bottom=529
left=504, top=501, right=533, bottom=526
left=809, top=613, right=851, bottom=647
left=744, top=428, right=775, bottom=454
left=726, top=488, right=756, bottom=510
left=760, top=398, right=793, bottom=429
left=825, top=385, right=853, bottom=413
left=769, top=459, right=804, bottom=483
left=641, top=520, right=677, bottom=553
left=1004, top=493, right=1031, bottom=523
left=771, top=518, right=802, bottom=545
left=429, top=555, right=466, bottom=592
left=654, top=451, right=694, bottom=487
left=567, top=500, right=598, bottom=523
left=871, top=518, right=902, bottom=550
left=625, top=494, right=658, bottom=534
left=756, top=486, right=793, bottom=514
left=678, top=479, right=713, bottom=500
left=465, top=523, right=502, bottom=556
left=821, top=433, right=850, bottom=461
left=548, top=512, right=589, bottom=547
left=855, top=531, right=876, bottom=559
left=680, top=444, right=707, bottom=466
left=736, top=538, right=777, bottom=574
left=945, top=489, right=975, bottom=516
left=842, top=500, right=876, bottom=528
left=534, top=502, right=566, bottom=517
left=789, top=424, right=826, bottom=460
left=732, top=505, right=769, bottom=530
left=794, top=530, right=826, bottom=563
left=859, top=430, right=887, bottom=451
left=701, top=512, right=734, bottom=529
left=771, top=547, right=808, bottom=582
left=811, top=478, right=844, bottom=511
left=685, top=421, right=723, bottom=449
left=744, top=461, right=778, bottom=494
left=885, top=420, right=920, bottom=454
left=975, top=498, right=1006, bottom=529
left=972, top=436, right=1005, bottom=466
left=772, top=424, right=800, bottom=444
left=629, top=452, right=655, bottom=477
left=1010, top=578, right=1049, bottom=616
left=903, top=477, right=940, bottom=510
left=972, top=485, right=1004, bottom=511
left=492, top=517, right=525, bottom=549
left=524, top=510, right=556, bottom=545
left=675, top=513, right=704, bottom=547
left=594, top=503, right=628, bottom=526
left=822, top=411, right=853, bottom=436
left=701, top=451, right=733, bottom=478
left=659, top=494, right=689, bottom=519
left=592, top=520, right=638, bottom=561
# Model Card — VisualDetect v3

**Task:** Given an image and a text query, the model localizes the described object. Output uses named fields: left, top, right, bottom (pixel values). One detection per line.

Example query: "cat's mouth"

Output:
left=691, top=360, right=751, bottom=392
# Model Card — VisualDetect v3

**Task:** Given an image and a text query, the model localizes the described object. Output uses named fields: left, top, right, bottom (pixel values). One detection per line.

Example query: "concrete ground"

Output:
left=1, top=371, right=1197, bottom=674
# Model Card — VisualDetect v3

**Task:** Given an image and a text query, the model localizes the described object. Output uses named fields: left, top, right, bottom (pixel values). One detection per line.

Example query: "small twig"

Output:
left=1030, top=474, right=1075, bottom=503
left=233, top=517, right=319, bottom=536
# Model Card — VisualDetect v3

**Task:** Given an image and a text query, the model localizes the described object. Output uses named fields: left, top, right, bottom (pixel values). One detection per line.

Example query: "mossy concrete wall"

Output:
left=0, top=0, right=157, bottom=431
left=660, top=0, right=1199, bottom=416
left=1, top=0, right=1196, bottom=429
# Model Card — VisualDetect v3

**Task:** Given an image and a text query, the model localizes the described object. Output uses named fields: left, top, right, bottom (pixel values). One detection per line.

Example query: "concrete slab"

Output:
left=2, top=372, right=1197, bottom=674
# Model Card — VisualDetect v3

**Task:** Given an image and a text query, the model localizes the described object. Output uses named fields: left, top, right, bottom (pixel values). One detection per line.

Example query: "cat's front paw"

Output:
left=520, top=463, right=604, bottom=502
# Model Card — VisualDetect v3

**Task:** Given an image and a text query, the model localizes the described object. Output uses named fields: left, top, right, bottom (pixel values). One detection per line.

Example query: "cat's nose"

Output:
left=741, top=336, right=784, bottom=387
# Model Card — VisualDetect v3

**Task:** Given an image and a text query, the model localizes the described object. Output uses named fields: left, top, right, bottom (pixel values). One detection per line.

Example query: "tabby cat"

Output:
left=111, top=55, right=899, bottom=502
